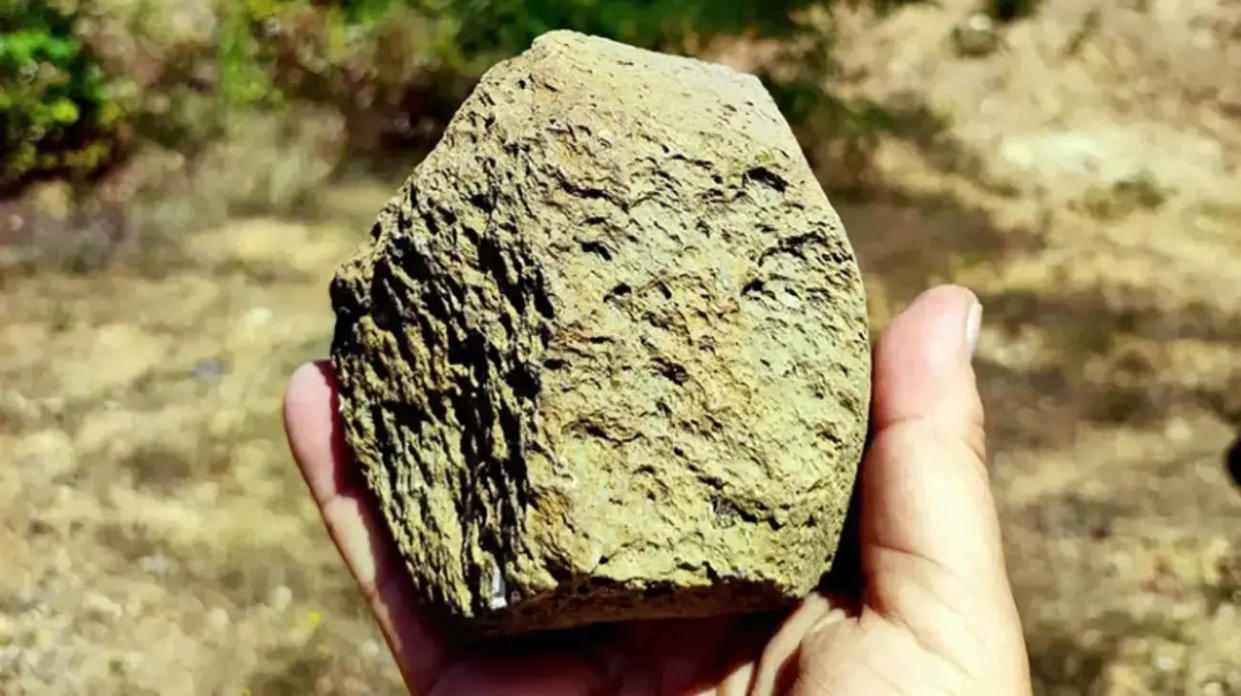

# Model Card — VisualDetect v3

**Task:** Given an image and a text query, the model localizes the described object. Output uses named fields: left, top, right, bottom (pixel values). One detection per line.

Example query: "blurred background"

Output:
left=1, top=0, right=1239, bottom=693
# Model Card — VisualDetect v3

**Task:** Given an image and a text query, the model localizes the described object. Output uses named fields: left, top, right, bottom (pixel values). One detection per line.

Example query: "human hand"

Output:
left=283, top=285, right=1032, bottom=695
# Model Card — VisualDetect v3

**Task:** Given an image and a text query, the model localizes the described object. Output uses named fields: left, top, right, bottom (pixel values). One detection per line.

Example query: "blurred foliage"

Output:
left=443, top=0, right=816, bottom=57
left=1080, top=172, right=1168, bottom=221
left=0, top=0, right=121, bottom=191
left=1, top=0, right=954, bottom=223
left=216, top=0, right=927, bottom=165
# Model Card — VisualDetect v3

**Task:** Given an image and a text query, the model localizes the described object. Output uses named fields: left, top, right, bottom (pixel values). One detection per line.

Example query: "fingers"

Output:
left=859, top=286, right=1030, bottom=689
left=863, top=285, right=1000, bottom=577
left=871, top=285, right=986, bottom=463
left=283, top=362, right=447, bottom=695
left=750, top=594, right=841, bottom=695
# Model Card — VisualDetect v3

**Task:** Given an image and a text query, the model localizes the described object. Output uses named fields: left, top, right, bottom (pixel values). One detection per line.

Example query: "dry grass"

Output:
left=2, top=0, right=1241, bottom=693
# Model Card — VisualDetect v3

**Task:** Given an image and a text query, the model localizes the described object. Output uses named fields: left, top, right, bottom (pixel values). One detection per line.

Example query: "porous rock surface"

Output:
left=330, top=31, right=871, bottom=637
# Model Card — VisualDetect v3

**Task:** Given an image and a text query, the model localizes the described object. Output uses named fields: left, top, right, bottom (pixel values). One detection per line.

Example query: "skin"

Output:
left=284, top=285, right=1034, bottom=695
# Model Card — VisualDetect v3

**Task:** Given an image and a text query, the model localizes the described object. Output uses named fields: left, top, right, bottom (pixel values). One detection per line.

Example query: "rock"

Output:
left=330, top=30, right=870, bottom=637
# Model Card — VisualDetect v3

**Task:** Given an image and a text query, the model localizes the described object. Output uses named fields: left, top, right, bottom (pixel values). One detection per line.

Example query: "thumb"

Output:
left=863, top=285, right=999, bottom=579
left=858, top=286, right=1029, bottom=690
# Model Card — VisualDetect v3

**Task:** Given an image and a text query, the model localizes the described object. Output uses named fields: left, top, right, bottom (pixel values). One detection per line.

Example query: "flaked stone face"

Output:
left=329, top=30, right=871, bottom=637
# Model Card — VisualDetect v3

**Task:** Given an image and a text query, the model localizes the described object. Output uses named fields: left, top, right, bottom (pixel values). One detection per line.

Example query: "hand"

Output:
left=283, top=285, right=1032, bottom=695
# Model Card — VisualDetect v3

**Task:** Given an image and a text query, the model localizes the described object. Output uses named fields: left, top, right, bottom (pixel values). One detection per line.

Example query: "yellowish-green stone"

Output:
left=330, top=31, right=870, bottom=637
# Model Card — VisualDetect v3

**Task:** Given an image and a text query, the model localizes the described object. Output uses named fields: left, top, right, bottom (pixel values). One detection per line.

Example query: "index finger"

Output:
left=283, top=361, right=448, bottom=694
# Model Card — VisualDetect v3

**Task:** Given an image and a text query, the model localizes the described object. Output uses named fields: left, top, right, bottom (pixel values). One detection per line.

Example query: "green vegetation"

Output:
left=1081, top=172, right=1168, bottom=220
left=2, top=0, right=937, bottom=198
left=1, top=0, right=121, bottom=191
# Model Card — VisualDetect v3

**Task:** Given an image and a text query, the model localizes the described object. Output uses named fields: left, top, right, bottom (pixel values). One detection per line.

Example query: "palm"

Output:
left=421, top=615, right=771, bottom=695
left=284, top=287, right=1031, bottom=696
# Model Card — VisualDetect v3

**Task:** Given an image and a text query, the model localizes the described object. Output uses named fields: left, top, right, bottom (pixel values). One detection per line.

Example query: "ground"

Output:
left=2, top=0, right=1240, bottom=694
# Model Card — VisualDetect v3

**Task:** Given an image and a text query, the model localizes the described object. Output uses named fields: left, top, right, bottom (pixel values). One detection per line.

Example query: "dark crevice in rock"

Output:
left=445, top=330, right=516, bottom=610
left=556, top=176, right=626, bottom=210
left=363, top=180, right=555, bottom=617
left=744, top=166, right=789, bottom=193
left=476, top=236, right=527, bottom=316
left=579, top=240, right=612, bottom=260
left=577, top=421, right=609, bottom=440
left=329, top=277, right=365, bottom=355
left=532, top=278, right=556, bottom=319
left=368, top=270, right=402, bottom=333
left=712, top=496, right=756, bottom=526
left=605, top=283, right=631, bottom=303
left=758, top=233, right=827, bottom=265
left=419, top=208, right=440, bottom=236
left=439, top=206, right=458, bottom=226
left=506, top=364, right=541, bottom=401
left=469, top=192, right=496, bottom=213
left=653, top=359, right=690, bottom=386
left=389, top=234, right=434, bottom=282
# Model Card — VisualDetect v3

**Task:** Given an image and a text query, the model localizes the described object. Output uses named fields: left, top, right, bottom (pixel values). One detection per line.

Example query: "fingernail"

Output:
left=966, top=301, right=983, bottom=357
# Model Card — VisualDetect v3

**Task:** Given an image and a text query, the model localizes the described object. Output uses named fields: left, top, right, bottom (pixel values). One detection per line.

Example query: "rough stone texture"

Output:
left=329, top=31, right=871, bottom=637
